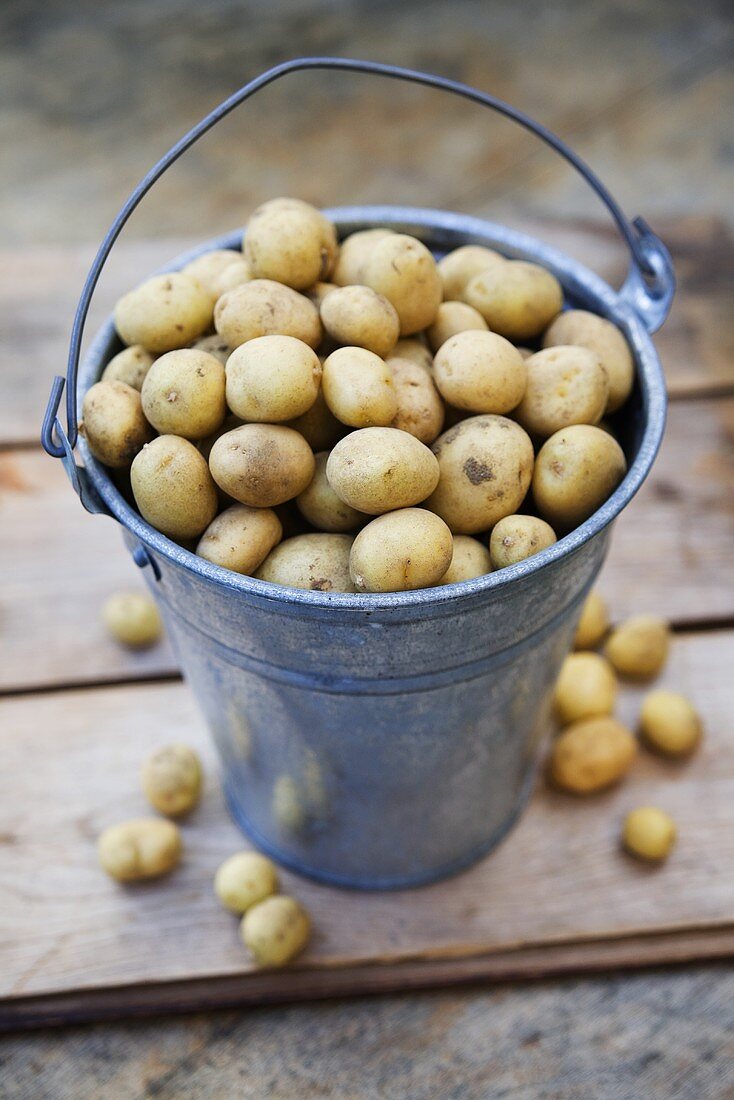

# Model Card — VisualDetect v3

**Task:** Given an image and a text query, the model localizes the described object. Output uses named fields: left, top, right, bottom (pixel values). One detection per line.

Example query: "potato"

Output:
left=440, top=536, right=492, bottom=585
left=225, top=335, right=322, bottom=422
left=622, top=807, right=677, bottom=862
left=489, top=514, right=557, bottom=569
left=321, top=347, right=397, bottom=428
left=256, top=533, right=355, bottom=592
left=320, top=285, right=400, bottom=358
left=605, top=615, right=670, bottom=679
left=306, top=281, right=338, bottom=308
left=214, top=279, right=322, bottom=350
left=639, top=690, right=702, bottom=757
left=426, top=300, right=489, bottom=352
left=433, top=331, right=527, bottom=414
left=211, top=257, right=253, bottom=297
left=543, top=309, right=634, bottom=413
left=183, top=249, right=242, bottom=304
left=196, top=504, right=283, bottom=573
left=214, top=851, right=279, bottom=914
left=81, top=380, right=154, bottom=468
left=296, top=452, right=366, bottom=532
left=437, top=245, right=505, bottom=300
left=102, top=591, right=162, bottom=648
left=514, top=346, right=609, bottom=438
left=131, top=435, right=218, bottom=540
left=350, top=508, right=453, bottom=592
left=554, top=652, right=618, bottom=725
left=327, top=427, right=440, bottom=514
left=193, top=333, right=233, bottom=365
left=532, top=425, right=627, bottom=530
left=244, top=198, right=338, bottom=289
left=464, top=260, right=563, bottom=341
left=390, top=359, right=445, bottom=444
left=574, top=590, right=610, bottom=650
left=98, top=818, right=182, bottom=882
left=241, top=895, right=311, bottom=966
left=288, top=386, right=346, bottom=451
left=102, top=345, right=154, bottom=390
left=141, top=744, right=203, bottom=817
left=362, top=233, right=442, bottom=335
left=114, top=272, right=213, bottom=353
left=387, top=337, right=433, bottom=372
left=332, top=227, right=395, bottom=286
left=426, top=415, right=534, bottom=534
left=209, top=424, right=315, bottom=508
left=273, top=774, right=306, bottom=833
left=141, top=349, right=226, bottom=440
left=548, top=716, right=637, bottom=794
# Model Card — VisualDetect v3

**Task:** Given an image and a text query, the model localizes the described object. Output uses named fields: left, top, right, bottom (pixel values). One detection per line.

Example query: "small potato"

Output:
left=192, top=333, right=233, bottom=365
left=196, top=504, right=283, bottom=574
left=245, top=198, right=338, bottom=289
left=548, top=716, right=637, bottom=794
left=622, top=807, right=677, bottom=862
left=131, top=435, right=218, bottom=540
left=296, top=452, right=366, bottom=532
left=141, top=744, right=203, bottom=817
left=514, top=346, right=609, bottom=438
left=437, top=245, right=505, bottom=300
left=574, top=591, right=610, bottom=650
left=489, top=514, right=557, bottom=569
left=387, top=337, right=433, bottom=372
left=427, top=415, right=534, bottom=534
left=440, top=535, right=492, bottom=585
left=320, top=285, right=400, bottom=358
left=82, top=380, right=154, bottom=468
left=211, top=258, right=253, bottom=297
left=183, top=249, right=243, bottom=304
left=390, top=359, right=445, bottom=444
left=327, top=427, right=439, bottom=514
left=533, top=425, right=627, bottom=530
left=332, top=228, right=395, bottom=286
left=306, top=281, right=338, bottom=308
left=102, top=591, right=162, bottom=648
left=605, top=615, right=671, bottom=680
left=464, top=260, right=563, bottom=341
left=321, top=347, right=397, bottom=428
left=288, top=386, right=346, bottom=451
left=141, top=349, right=226, bottom=440
left=554, top=652, right=618, bottom=726
left=214, top=279, right=322, bottom=350
left=215, top=851, right=279, bottom=914
left=433, top=330, right=527, bottom=414
left=225, top=335, right=322, bottom=422
left=102, top=345, right=154, bottom=390
left=362, top=234, right=443, bottom=335
left=256, top=533, right=355, bottom=592
left=639, top=690, right=702, bottom=757
left=426, top=300, right=489, bottom=352
left=350, top=508, right=453, bottom=592
left=241, top=895, right=311, bottom=967
left=98, top=817, right=182, bottom=882
left=209, top=424, right=315, bottom=508
left=114, top=272, right=213, bottom=353
left=543, top=309, right=634, bottom=413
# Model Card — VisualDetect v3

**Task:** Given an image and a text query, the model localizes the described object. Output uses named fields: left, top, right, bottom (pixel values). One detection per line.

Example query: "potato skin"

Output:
left=98, top=818, right=182, bottom=881
left=296, top=452, right=366, bottom=532
left=437, top=245, right=505, bottom=300
left=554, top=652, right=618, bottom=725
left=622, top=807, right=676, bottom=861
left=433, top=330, right=527, bottom=414
left=256, top=533, right=355, bottom=592
left=427, top=300, right=489, bottom=352
left=193, top=333, right=234, bottom=365
left=604, top=615, right=670, bottom=679
left=214, top=279, right=322, bottom=350
left=215, top=852, right=279, bottom=914
left=102, top=591, right=162, bottom=648
left=211, top=258, right=253, bottom=297
left=327, top=427, right=440, bottom=514
left=426, top=415, right=534, bottom=534
left=390, top=359, right=445, bottom=444
left=321, top=347, right=397, bottom=428
left=362, top=234, right=443, bottom=335
left=209, top=424, right=315, bottom=508
left=320, top=285, right=400, bottom=358
left=287, top=386, right=346, bottom=451
left=196, top=504, right=283, bottom=574
left=332, top=228, right=395, bottom=286
left=131, top=435, right=219, bottom=540
left=543, top=309, right=634, bottom=413
left=102, top=345, right=154, bottom=390
left=548, top=717, right=637, bottom=794
left=514, top=346, right=609, bottom=438
left=141, top=744, right=203, bottom=817
left=82, top=380, right=154, bottom=468
left=464, top=260, right=563, bottom=341
left=141, top=349, right=226, bottom=440
left=440, top=536, right=492, bottom=585
left=114, top=272, right=213, bottom=353
left=639, top=690, right=702, bottom=757
left=245, top=198, right=338, bottom=289
left=241, top=895, right=311, bottom=966
left=183, top=249, right=242, bottom=304
left=574, top=591, right=610, bottom=649
left=386, top=337, right=433, bottom=372
left=225, top=335, right=322, bottom=422
left=489, top=514, right=557, bottom=569
left=532, top=425, right=627, bottom=530
left=350, top=508, right=453, bottom=592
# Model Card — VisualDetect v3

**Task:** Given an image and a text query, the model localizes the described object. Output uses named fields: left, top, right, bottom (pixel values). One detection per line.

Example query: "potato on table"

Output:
left=214, top=279, right=322, bottom=350
left=215, top=851, right=279, bottom=914
left=241, top=895, right=311, bottom=967
left=390, top=359, right=445, bottom=444
left=196, top=504, right=283, bottom=574
left=296, top=452, right=367, bottom=533
left=514, top=346, right=609, bottom=438
left=209, top=423, right=315, bottom=508
left=426, top=300, right=489, bottom=353
left=320, top=285, right=400, bottom=358
left=605, top=615, right=670, bottom=679
left=114, top=272, right=213, bottom=353
left=440, top=536, right=492, bottom=585
left=332, top=227, right=394, bottom=286
left=574, top=590, right=610, bottom=650
left=225, top=335, right=322, bottom=422
left=622, top=807, right=677, bottom=862
left=532, top=425, right=627, bottom=530
left=321, top=347, right=397, bottom=428
left=98, top=818, right=182, bottom=882
left=245, top=198, right=338, bottom=289
left=554, top=652, right=618, bottom=725
left=82, top=380, right=154, bottom=468
left=131, top=435, right=219, bottom=540
left=141, top=744, right=203, bottom=817
left=326, top=427, right=440, bottom=514
left=437, top=244, right=505, bottom=300
left=141, top=349, right=226, bottom=440
left=464, top=260, right=563, bottom=341
left=433, top=330, right=527, bottom=414
left=256, top=533, right=355, bottom=592
left=102, top=345, right=154, bottom=391
left=349, top=508, right=453, bottom=592
left=639, top=690, right=702, bottom=757
left=362, top=233, right=442, bottom=335
left=489, top=514, right=556, bottom=569
left=102, top=591, right=162, bottom=648
left=548, top=716, right=637, bottom=794
left=543, top=309, right=634, bottom=413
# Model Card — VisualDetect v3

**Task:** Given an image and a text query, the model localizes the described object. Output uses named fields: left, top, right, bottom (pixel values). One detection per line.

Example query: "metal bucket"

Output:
left=42, top=60, right=674, bottom=888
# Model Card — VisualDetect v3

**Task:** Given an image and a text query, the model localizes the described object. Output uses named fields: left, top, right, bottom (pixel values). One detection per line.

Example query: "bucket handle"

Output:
left=42, top=55, right=675, bottom=496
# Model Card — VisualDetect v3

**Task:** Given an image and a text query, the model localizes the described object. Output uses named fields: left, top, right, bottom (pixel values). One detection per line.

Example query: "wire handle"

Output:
left=41, top=55, right=675, bottom=468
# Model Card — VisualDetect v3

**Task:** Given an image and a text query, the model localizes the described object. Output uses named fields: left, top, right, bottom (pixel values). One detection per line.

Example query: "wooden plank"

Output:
left=0, top=628, right=732, bottom=1025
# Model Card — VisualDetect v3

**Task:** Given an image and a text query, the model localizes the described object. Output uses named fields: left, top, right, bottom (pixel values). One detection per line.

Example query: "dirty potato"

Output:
left=209, top=424, right=315, bottom=508
left=296, top=452, right=366, bottom=532
left=211, top=257, right=253, bottom=297
left=350, top=508, right=453, bottom=592
left=332, top=227, right=395, bottom=286
left=386, top=337, right=434, bottom=372
left=532, top=425, right=627, bottom=530
left=440, top=535, right=493, bottom=585
left=326, top=427, right=440, bottom=514
left=98, top=818, right=182, bottom=882
left=225, top=335, right=322, bottom=422
left=320, top=285, right=400, bottom=358
left=102, top=345, right=155, bottom=390
left=141, top=744, right=203, bottom=817
left=390, top=359, right=445, bottom=444
left=196, top=504, right=283, bottom=574
left=514, top=346, right=609, bottom=438
left=245, top=198, right=338, bottom=289
left=287, top=386, right=346, bottom=451
left=214, top=279, right=322, bottom=350
left=464, top=260, right=563, bottom=341
left=437, top=245, right=505, bottom=300
left=489, top=514, right=557, bottom=569
left=362, top=233, right=442, bottom=335
left=256, top=533, right=355, bottom=592
left=82, top=380, right=154, bottom=468
left=548, top=716, right=637, bottom=794
left=131, top=435, right=219, bottom=540
left=141, top=349, right=226, bottom=439
left=192, top=333, right=234, bottom=365
left=321, top=347, right=397, bottom=428
left=433, top=330, right=527, bottom=414
left=426, top=300, right=489, bottom=353
left=183, top=249, right=243, bottom=304
left=114, top=272, right=213, bottom=353
left=543, top=309, right=634, bottom=413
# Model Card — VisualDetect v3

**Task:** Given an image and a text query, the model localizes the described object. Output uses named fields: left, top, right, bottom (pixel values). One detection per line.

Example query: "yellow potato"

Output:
left=225, top=335, right=322, bottom=422
left=489, top=514, right=557, bottom=569
left=214, top=851, right=279, bottom=914
left=532, top=425, right=627, bottom=530
left=296, top=452, right=366, bottom=532
left=426, top=415, right=534, bottom=534
left=81, top=380, right=154, bottom=468
left=241, top=895, right=311, bottom=966
left=605, top=615, right=670, bottom=679
left=141, top=744, right=203, bottom=817
left=326, top=427, right=440, bottom=514
left=211, top=257, right=253, bottom=297
left=440, top=535, right=492, bottom=585
left=433, top=330, right=527, bottom=414
left=214, top=279, right=322, bottom=350
left=321, top=347, right=397, bottom=428
left=574, top=591, right=610, bottom=650
left=287, top=386, right=346, bottom=451
left=244, top=198, right=338, bottom=289
left=622, top=807, right=677, bottom=862
left=548, top=717, right=637, bottom=794
left=514, top=346, right=608, bottom=438
left=332, top=228, right=395, bottom=286
left=426, top=300, right=489, bottom=352
left=350, top=508, right=453, bottom=592
left=192, top=333, right=234, bottom=365
left=102, top=591, right=162, bottom=648
left=141, top=349, right=226, bottom=440
left=390, top=359, right=445, bottom=444
left=639, top=690, right=702, bottom=757
left=543, top=309, right=634, bottom=413
left=320, top=285, right=400, bottom=358
left=196, top=504, right=283, bottom=574
left=131, top=435, right=219, bottom=540
left=554, top=652, right=618, bottom=725
left=386, top=337, right=433, bottom=372
left=362, top=233, right=442, bottom=335
left=114, top=272, right=213, bottom=353
left=306, top=281, right=338, bottom=308
left=98, top=818, right=182, bottom=882
left=256, top=533, right=355, bottom=592
left=183, top=249, right=242, bottom=304
left=464, top=260, right=563, bottom=341
left=102, top=345, right=155, bottom=390
left=209, top=424, right=315, bottom=508
left=437, top=245, right=505, bottom=299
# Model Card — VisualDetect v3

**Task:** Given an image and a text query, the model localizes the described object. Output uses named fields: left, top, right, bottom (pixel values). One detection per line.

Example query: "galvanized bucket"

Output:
left=42, top=59, right=674, bottom=888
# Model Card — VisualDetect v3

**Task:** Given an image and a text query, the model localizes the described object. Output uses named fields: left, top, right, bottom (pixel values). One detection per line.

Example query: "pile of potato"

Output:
left=81, top=198, right=636, bottom=593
